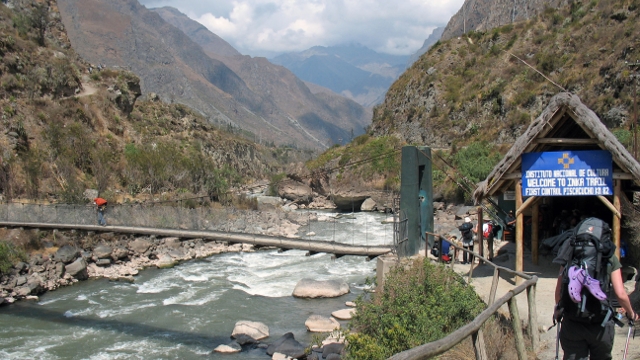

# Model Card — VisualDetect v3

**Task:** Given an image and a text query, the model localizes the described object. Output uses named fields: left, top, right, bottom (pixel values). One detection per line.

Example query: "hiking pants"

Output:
left=560, top=318, right=614, bottom=360
left=463, top=243, right=474, bottom=264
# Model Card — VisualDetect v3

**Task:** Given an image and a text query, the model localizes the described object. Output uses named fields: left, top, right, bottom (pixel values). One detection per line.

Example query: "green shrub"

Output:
left=345, top=259, right=484, bottom=359
left=0, top=241, right=26, bottom=274
left=453, top=141, right=502, bottom=185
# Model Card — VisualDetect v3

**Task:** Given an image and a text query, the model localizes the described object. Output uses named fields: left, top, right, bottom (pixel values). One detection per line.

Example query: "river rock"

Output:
left=96, top=258, right=111, bottom=267
left=277, top=178, right=313, bottom=204
left=305, top=315, right=340, bottom=332
left=111, top=246, right=129, bottom=260
left=345, top=301, right=356, bottom=307
left=65, top=258, right=88, bottom=280
left=292, top=279, right=350, bottom=298
left=54, top=244, right=79, bottom=264
left=213, top=341, right=241, bottom=353
left=256, top=196, right=285, bottom=211
left=231, top=320, right=269, bottom=340
left=272, top=352, right=294, bottom=360
left=93, top=245, right=112, bottom=259
left=323, top=343, right=345, bottom=358
left=360, top=198, right=376, bottom=211
left=233, top=333, right=257, bottom=345
left=331, top=308, right=356, bottom=320
left=156, top=254, right=176, bottom=269
left=128, top=238, right=152, bottom=254
left=266, top=332, right=306, bottom=358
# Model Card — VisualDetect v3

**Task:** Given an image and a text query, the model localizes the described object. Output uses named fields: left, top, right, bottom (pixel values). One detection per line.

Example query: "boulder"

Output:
left=277, top=178, right=313, bottom=204
left=305, top=315, right=340, bottom=332
left=128, top=238, right=152, bottom=254
left=272, top=352, right=293, bottom=360
left=266, top=332, right=306, bottom=358
left=65, top=258, right=88, bottom=280
left=111, top=247, right=129, bottom=260
left=360, top=198, right=376, bottom=212
left=93, top=245, right=112, bottom=259
left=256, top=196, right=285, bottom=211
left=292, top=279, right=350, bottom=298
left=54, top=244, right=79, bottom=264
left=163, top=237, right=181, bottom=249
left=231, top=320, right=269, bottom=340
left=213, top=341, right=241, bottom=353
left=323, top=343, right=345, bottom=358
left=156, top=254, right=176, bottom=269
left=233, top=334, right=257, bottom=346
left=331, top=308, right=356, bottom=320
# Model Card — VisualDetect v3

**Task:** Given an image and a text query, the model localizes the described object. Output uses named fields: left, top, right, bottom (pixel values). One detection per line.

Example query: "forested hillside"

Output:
left=0, top=1, right=298, bottom=204
left=309, top=0, right=640, bottom=202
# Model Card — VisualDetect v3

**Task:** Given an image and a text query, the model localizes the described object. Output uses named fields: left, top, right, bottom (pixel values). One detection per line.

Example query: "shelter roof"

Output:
left=473, top=92, right=640, bottom=202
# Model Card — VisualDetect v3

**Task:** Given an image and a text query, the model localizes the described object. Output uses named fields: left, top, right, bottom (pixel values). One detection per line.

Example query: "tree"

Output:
left=30, top=3, right=48, bottom=46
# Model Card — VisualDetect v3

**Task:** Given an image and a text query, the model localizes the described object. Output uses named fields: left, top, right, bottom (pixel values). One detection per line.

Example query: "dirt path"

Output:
left=451, top=240, right=640, bottom=359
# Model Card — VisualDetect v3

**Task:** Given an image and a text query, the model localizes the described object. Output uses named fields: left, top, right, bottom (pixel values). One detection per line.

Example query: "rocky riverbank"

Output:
left=0, top=197, right=482, bottom=306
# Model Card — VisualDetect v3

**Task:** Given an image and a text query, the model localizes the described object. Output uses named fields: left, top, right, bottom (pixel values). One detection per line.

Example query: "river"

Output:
left=0, top=210, right=394, bottom=359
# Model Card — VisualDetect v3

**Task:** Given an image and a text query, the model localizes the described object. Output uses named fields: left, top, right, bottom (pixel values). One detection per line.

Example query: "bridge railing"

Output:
left=388, top=232, right=539, bottom=360
left=0, top=202, right=394, bottom=247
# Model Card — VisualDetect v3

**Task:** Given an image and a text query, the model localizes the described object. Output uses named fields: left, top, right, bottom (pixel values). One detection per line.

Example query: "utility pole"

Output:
left=627, top=60, right=640, bottom=159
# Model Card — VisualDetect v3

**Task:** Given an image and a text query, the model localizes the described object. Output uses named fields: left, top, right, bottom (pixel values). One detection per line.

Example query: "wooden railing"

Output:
left=388, top=234, right=539, bottom=360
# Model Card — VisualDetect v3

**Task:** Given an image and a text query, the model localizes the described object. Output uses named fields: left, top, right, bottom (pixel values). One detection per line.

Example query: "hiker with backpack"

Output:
left=458, top=217, right=474, bottom=264
left=553, top=217, right=638, bottom=359
left=93, top=197, right=107, bottom=226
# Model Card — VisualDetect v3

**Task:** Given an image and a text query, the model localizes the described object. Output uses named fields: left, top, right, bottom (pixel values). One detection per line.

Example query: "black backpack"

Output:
left=557, top=217, right=618, bottom=326
left=458, top=222, right=473, bottom=241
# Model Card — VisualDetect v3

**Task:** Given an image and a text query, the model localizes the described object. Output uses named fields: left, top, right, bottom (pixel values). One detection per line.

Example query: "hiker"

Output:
left=458, top=217, right=474, bottom=264
left=448, top=235, right=460, bottom=263
left=482, top=218, right=495, bottom=261
left=553, top=217, right=638, bottom=359
left=93, top=197, right=107, bottom=226
left=504, top=210, right=516, bottom=240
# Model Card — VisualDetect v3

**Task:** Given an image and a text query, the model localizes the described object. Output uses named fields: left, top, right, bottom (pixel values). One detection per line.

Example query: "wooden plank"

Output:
left=478, top=206, right=484, bottom=265
left=515, top=195, right=539, bottom=217
left=533, top=138, right=598, bottom=144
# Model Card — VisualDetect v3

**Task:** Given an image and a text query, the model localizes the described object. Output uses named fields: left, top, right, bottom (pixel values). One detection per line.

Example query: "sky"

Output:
left=138, top=0, right=465, bottom=58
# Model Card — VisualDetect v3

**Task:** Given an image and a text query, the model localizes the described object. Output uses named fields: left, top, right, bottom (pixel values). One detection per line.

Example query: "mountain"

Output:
left=407, top=27, right=444, bottom=66
left=56, top=0, right=370, bottom=149
left=271, top=44, right=409, bottom=108
left=370, top=0, right=638, bottom=150
left=440, top=0, right=570, bottom=41
left=151, top=6, right=370, bottom=147
left=0, top=0, right=296, bottom=202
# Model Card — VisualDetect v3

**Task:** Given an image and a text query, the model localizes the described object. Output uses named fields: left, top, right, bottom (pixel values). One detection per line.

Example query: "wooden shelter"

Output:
left=473, top=92, right=640, bottom=276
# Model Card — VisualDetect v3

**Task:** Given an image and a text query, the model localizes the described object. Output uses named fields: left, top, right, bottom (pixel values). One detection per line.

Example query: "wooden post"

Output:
left=478, top=206, right=484, bottom=265
left=472, top=330, right=488, bottom=360
left=509, top=296, right=527, bottom=360
left=489, top=268, right=500, bottom=306
left=527, top=284, right=539, bottom=351
left=532, top=202, right=539, bottom=265
left=515, top=181, right=524, bottom=283
left=613, top=180, right=621, bottom=259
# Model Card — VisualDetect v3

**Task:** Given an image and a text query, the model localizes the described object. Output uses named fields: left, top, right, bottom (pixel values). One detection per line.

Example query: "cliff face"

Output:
left=56, top=0, right=370, bottom=149
left=441, top=0, right=570, bottom=40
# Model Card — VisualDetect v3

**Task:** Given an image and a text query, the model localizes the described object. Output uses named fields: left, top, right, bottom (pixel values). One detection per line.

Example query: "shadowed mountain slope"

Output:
left=57, top=0, right=369, bottom=149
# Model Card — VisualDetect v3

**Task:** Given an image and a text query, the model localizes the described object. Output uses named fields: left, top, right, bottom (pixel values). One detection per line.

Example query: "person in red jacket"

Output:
left=93, top=197, right=107, bottom=226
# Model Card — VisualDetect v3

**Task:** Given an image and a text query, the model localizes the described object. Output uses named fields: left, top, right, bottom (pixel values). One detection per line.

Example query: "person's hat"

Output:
left=464, top=217, right=471, bottom=223
left=508, top=210, right=513, bottom=214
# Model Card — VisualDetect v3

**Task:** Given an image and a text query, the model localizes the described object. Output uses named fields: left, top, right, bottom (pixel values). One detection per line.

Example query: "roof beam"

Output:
left=533, top=138, right=599, bottom=145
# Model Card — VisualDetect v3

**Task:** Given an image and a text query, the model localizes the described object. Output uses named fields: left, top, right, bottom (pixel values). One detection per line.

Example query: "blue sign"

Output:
left=521, top=150, right=613, bottom=197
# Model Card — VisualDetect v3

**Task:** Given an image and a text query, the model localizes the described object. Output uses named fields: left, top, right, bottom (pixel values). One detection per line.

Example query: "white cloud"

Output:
left=139, top=0, right=464, bottom=57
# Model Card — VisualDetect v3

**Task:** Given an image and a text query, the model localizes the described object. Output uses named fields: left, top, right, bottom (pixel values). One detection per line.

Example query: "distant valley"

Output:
left=56, top=0, right=371, bottom=150
left=271, top=44, right=409, bottom=108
